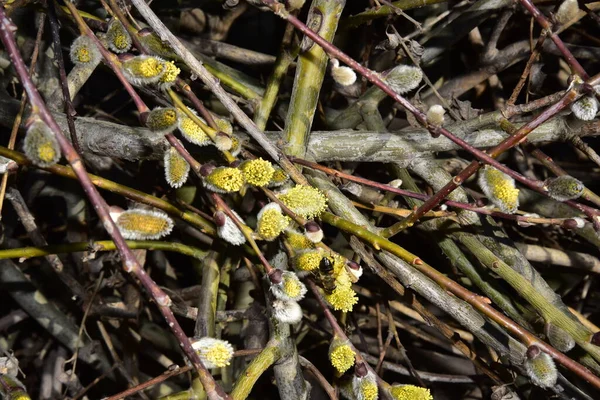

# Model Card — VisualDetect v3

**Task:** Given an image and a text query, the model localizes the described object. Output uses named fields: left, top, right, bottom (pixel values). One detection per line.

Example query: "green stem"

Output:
left=0, top=240, right=208, bottom=261
left=283, top=0, right=346, bottom=157
left=230, top=343, right=281, bottom=400
left=341, top=0, right=447, bottom=29
left=0, top=146, right=215, bottom=236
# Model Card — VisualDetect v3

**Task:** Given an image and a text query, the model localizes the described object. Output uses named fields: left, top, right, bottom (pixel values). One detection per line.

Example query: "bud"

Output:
left=562, top=217, right=585, bottom=230
left=383, top=64, right=423, bottom=95
left=164, top=145, right=189, bottom=188
left=478, top=165, right=519, bottom=214
left=571, top=95, right=598, bottom=121
left=23, top=119, right=61, bottom=167
left=304, top=221, right=324, bottom=243
left=214, top=210, right=246, bottom=246
left=145, top=107, right=179, bottom=134
left=544, top=175, right=584, bottom=202
left=346, top=260, right=363, bottom=282
left=426, top=104, right=445, bottom=126
left=106, top=19, right=132, bottom=53
left=272, top=299, right=303, bottom=324
left=111, top=208, right=174, bottom=240
left=240, top=158, right=275, bottom=187
left=329, top=337, right=355, bottom=374
left=270, top=270, right=307, bottom=301
left=545, top=322, right=575, bottom=352
left=352, top=369, right=378, bottom=400
left=256, top=202, right=290, bottom=241
left=214, top=132, right=233, bottom=151
left=278, top=185, right=328, bottom=219
left=203, top=166, right=245, bottom=193
left=69, top=35, right=101, bottom=66
left=178, top=109, right=211, bottom=146
left=268, top=166, right=290, bottom=188
left=524, top=345, right=557, bottom=388
left=121, top=55, right=166, bottom=86
left=330, top=59, right=357, bottom=87
left=341, top=182, right=383, bottom=205
left=190, top=337, right=234, bottom=368
left=591, top=331, right=600, bottom=346
left=390, top=385, right=433, bottom=400
left=555, top=0, right=579, bottom=25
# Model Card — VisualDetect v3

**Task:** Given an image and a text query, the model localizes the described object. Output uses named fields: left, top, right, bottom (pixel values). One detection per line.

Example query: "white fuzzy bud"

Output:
left=571, top=96, right=598, bottom=121
left=427, top=104, right=445, bottom=126
left=331, top=59, right=357, bottom=86
left=214, top=210, right=246, bottom=246
left=384, top=64, right=423, bottom=95
left=555, top=0, right=579, bottom=25
left=272, top=299, right=303, bottom=324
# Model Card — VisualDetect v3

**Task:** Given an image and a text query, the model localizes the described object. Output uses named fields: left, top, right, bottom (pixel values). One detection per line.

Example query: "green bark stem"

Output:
left=283, top=0, right=345, bottom=157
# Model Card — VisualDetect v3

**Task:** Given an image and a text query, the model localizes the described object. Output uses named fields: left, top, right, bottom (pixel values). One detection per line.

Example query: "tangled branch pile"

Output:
left=1, top=0, right=600, bottom=399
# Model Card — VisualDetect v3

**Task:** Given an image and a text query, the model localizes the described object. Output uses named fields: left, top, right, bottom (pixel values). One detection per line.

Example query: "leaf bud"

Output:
left=544, top=175, right=584, bottom=202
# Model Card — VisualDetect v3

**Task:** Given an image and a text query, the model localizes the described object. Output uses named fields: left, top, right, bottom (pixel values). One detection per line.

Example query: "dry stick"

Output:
left=291, top=157, right=581, bottom=229
left=0, top=8, right=228, bottom=400
left=321, top=212, right=600, bottom=390
left=128, top=0, right=308, bottom=186
left=259, top=0, right=600, bottom=234
left=517, top=0, right=589, bottom=80
left=46, top=0, right=80, bottom=154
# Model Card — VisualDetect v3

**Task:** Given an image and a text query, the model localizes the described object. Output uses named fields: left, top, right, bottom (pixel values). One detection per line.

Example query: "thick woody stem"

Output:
left=0, top=7, right=227, bottom=400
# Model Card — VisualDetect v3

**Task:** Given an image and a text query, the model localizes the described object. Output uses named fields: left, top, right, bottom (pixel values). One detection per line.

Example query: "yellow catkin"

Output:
left=295, top=250, right=324, bottom=271
left=257, top=206, right=289, bottom=241
left=158, top=61, right=180, bottom=88
left=205, top=167, right=245, bottom=193
left=478, top=165, right=519, bottom=214
left=240, top=158, right=275, bottom=187
left=286, top=230, right=315, bottom=250
left=390, top=385, right=433, bottom=400
left=329, top=339, right=355, bottom=374
left=116, top=209, right=173, bottom=240
left=279, top=185, right=327, bottom=219
left=325, top=285, right=358, bottom=312
left=164, top=146, right=189, bottom=188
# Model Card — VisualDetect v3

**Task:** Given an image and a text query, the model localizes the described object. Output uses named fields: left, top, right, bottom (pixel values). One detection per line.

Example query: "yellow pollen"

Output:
left=329, top=343, right=355, bottom=373
left=127, top=57, right=165, bottom=78
left=113, top=34, right=129, bottom=50
left=257, top=208, right=289, bottom=240
left=270, top=167, right=289, bottom=185
left=325, top=285, right=358, bottom=312
left=361, top=381, right=378, bottom=400
left=286, top=231, right=315, bottom=250
left=279, top=185, right=327, bottom=219
left=283, top=277, right=302, bottom=298
left=204, top=343, right=233, bottom=367
left=295, top=250, right=323, bottom=271
left=117, top=212, right=170, bottom=235
left=241, top=158, right=275, bottom=187
left=390, top=385, right=433, bottom=400
left=180, top=116, right=210, bottom=145
left=166, top=148, right=188, bottom=186
left=160, top=61, right=180, bottom=83
left=37, top=142, right=57, bottom=163
left=207, top=167, right=245, bottom=192
left=76, top=48, right=90, bottom=63
left=480, top=166, right=519, bottom=213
